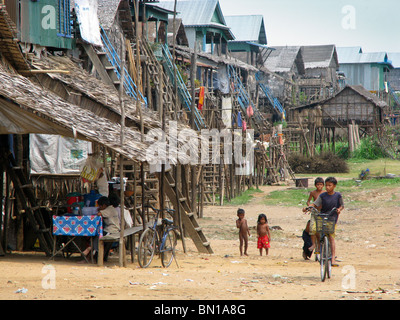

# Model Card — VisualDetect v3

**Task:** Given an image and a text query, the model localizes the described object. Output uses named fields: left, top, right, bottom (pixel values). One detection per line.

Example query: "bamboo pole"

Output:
left=171, top=0, right=186, bottom=252
left=119, top=34, right=126, bottom=267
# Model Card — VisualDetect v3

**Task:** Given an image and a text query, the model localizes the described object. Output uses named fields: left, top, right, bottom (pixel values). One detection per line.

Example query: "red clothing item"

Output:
left=257, top=235, right=270, bottom=249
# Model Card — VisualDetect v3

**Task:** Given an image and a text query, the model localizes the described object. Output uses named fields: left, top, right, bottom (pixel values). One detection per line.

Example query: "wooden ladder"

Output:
left=114, top=158, right=159, bottom=225
left=159, top=170, right=213, bottom=254
left=140, top=39, right=178, bottom=119
left=1, top=152, right=53, bottom=256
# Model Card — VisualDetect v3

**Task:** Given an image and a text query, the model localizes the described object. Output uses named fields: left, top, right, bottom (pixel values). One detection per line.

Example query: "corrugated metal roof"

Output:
left=336, top=47, right=363, bottom=64
left=224, top=15, right=267, bottom=44
left=158, top=0, right=234, bottom=39
left=159, top=0, right=220, bottom=26
left=338, top=47, right=393, bottom=66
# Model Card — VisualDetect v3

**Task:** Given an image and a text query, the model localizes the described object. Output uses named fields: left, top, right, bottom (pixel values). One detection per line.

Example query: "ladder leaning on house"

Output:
left=81, top=26, right=147, bottom=105
left=159, top=170, right=213, bottom=254
left=0, top=152, right=54, bottom=256
left=139, top=39, right=179, bottom=120
left=161, top=44, right=206, bottom=131
left=255, top=71, right=286, bottom=120
left=228, top=65, right=270, bottom=133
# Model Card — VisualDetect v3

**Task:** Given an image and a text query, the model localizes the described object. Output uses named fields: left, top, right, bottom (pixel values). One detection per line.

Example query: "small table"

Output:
left=51, top=215, right=103, bottom=263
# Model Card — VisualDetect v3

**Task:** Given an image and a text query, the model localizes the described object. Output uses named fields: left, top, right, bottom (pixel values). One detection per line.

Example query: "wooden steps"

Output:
left=1, top=152, right=53, bottom=256
left=159, top=171, right=213, bottom=254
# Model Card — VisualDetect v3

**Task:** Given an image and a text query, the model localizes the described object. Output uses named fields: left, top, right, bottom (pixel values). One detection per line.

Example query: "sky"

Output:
left=218, top=0, right=400, bottom=53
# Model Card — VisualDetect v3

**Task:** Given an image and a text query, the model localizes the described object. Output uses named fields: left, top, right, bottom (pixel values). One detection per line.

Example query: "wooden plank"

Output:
left=81, top=43, right=114, bottom=87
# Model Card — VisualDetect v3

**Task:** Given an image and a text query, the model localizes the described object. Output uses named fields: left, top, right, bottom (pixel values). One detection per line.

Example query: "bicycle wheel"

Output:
left=326, top=237, right=332, bottom=279
left=161, top=229, right=177, bottom=268
left=320, top=236, right=327, bottom=282
left=138, top=228, right=156, bottom=268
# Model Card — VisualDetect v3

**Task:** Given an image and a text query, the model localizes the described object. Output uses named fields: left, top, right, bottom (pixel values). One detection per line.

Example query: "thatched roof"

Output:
left=264, top=46, right=305, bottom=75
left=291, top=85, right=388, bottom=110
left=0, top=5, right=30, bottom=72
left=302, top=45, right=339, bottom=70
left=97, top=0, right=122, bottom=30
left=0, top=62, right=195, bottom=165
left=31, top=54, right=160, bottom=131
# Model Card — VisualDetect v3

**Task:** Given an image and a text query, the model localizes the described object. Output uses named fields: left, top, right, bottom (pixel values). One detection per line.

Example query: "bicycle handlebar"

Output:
left=305, top=206, right=337, bottom=216
left=144, top=204, right=176, bottom=215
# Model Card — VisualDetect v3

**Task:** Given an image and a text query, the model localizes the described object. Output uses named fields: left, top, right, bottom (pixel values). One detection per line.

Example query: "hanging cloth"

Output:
left=242, top=120, right=247, bottom=131
left=246, top=105, right=254, bottom=118
left=237, top=111, right=243, bottom=128
left=198, top=86, right=205, bottom=110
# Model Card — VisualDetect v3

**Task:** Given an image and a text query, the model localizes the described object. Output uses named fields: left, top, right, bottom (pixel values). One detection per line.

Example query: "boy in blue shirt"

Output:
left=313, top=177, right=344, bottom=267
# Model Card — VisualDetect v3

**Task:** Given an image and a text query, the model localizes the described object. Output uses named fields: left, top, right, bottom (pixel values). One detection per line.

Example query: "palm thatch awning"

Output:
left=0, top=4, right=30, bottom=72
left=0, top=63, right=194, bottom=165
left=30, top=54, right=160, bottom=131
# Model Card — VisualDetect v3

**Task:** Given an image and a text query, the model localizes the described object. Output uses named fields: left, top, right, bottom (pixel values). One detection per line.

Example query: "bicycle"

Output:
left=305, top=206, right=337, bottom=282
left=137, top=205, right=178, bottom=268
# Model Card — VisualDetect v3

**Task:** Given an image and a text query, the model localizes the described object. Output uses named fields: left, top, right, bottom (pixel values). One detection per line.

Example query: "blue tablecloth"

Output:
left=52, top=215, right=103, bottom=237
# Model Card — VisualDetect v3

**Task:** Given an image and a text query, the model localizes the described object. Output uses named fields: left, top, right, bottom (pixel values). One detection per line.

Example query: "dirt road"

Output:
left=1, top=184, right=399, bottom=300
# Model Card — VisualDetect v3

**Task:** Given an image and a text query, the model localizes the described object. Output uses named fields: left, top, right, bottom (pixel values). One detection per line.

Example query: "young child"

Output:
left=257, top=214, right=271, bottom=256
left=303, top=177, right=325, bottom=254
left=306, top=177, right=325, bottom=206
left=302, top=220, right=312, bottom=260
left=236, top=208, right=250, bottom=256
left=312, top=176, right=344, bottom=267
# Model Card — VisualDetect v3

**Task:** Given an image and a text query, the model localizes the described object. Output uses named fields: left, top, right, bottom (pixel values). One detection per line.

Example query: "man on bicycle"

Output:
left=312, top=177, right=344, bottom=267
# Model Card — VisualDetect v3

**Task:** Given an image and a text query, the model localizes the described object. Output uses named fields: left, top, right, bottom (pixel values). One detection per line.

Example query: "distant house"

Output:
left=337, top=47, right=393, bottom=92
left=224, top=15, right=268, bottom=66
left=290, top=84, right=387, bottom=129
left=257, top=46, right=305, bottom=107
left=387, top=52, right=400, bottom=91
left=301, top=45, right=339, bottom=84
left=297, top=45, right=339, bottom=102
left=158, top=0, right=234, bottom=54
left=263, top=46, right=305, bottom=79
left=139, top=2, right=175, bottom=44
left=288, top=84, right=388, bottom=155
left=167, top=18, right=189, bottom=47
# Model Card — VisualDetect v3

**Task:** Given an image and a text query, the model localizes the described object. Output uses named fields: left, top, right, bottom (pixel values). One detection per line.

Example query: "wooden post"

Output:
left=190, top=43, right=197, bottom=216
left=159, top=66, right=165, bottom=219
left=171, top=0, right=186, bottom=252
left=119, top=35, right=126, bottom=267
left=348, top=124, right=354, bottom=154
left=0, top=168, right=4, bottom=256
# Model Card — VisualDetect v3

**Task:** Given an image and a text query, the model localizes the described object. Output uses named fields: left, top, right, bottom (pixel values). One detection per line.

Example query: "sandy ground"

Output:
left=1, top=183, right=399, bottom=301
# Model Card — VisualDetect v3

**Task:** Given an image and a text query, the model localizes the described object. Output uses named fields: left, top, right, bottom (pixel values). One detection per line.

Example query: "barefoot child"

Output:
left=306, top=177, right=325, bottom=206
left=236, top=208, right=250, bottom=256
left=257, top=214, right=271, bottom=256
left=302, top=177, right=325, bottom=254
